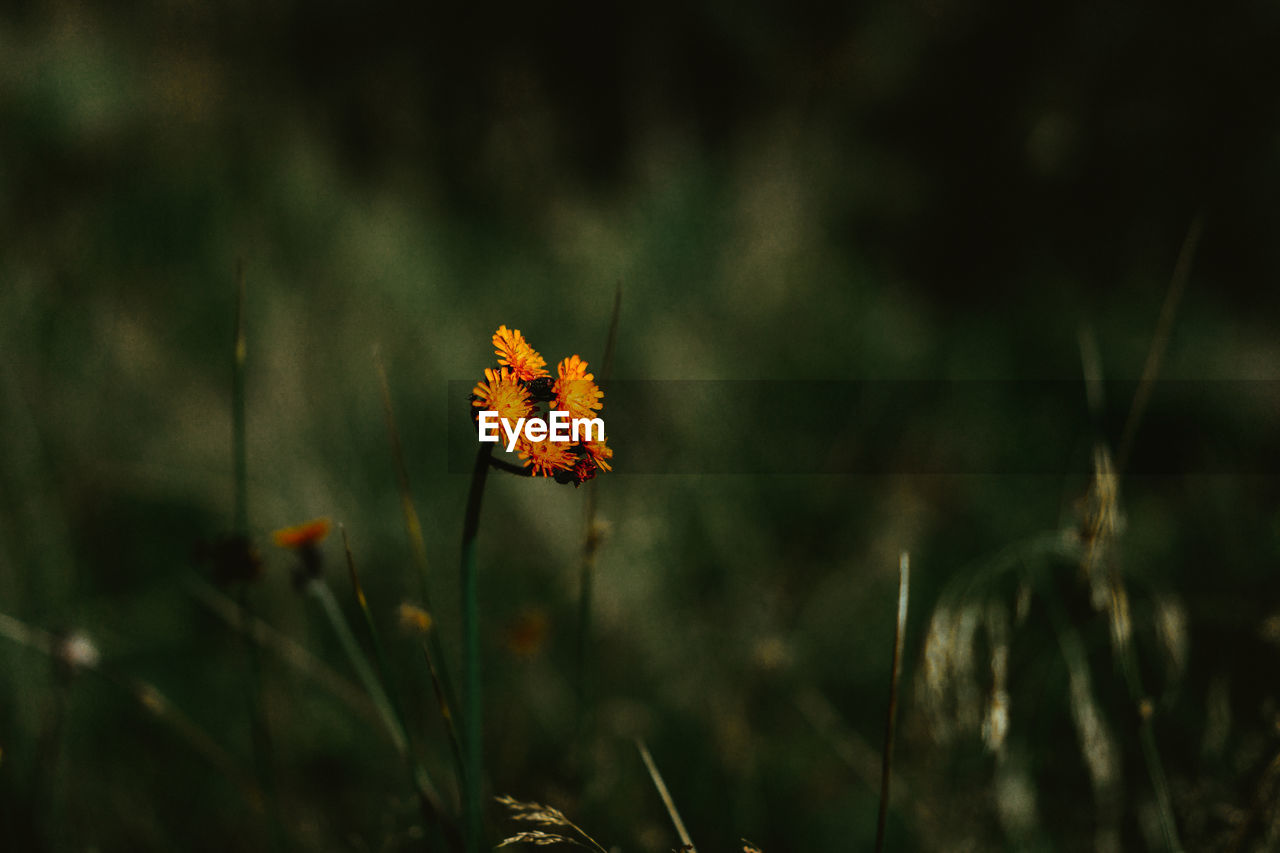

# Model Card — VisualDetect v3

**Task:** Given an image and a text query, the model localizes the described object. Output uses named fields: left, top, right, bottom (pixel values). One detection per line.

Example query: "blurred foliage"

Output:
left=3, top=1, right=1280, bottom=851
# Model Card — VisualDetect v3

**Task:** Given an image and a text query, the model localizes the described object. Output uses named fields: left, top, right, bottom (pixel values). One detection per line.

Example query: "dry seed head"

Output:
left=1079, top=445, right=1124, bottom=613
left=1154, top=594, right=1188, bottom=684
left=138, top=683, right=167, bottom=714
left=585, top=519, right=611, bottom=551
left=995, top=751, right=1040, bottom=841
left=920, top=602, right=983, bottom=739
left=921, top=607, right=953, bottom=740
left=1067, top=668, right=1120, bottom=795
left=1202, top=676, right=1231, bottom=757
left=983, top=690, right=1011, bottom=754
left=1107, top=584, right=1132, bottom=652
left=495, top=830, right=581, bottom=848
left=986, top=603, right=1010, bottom=689
left=1014, top=582, right=1032, bottom=625
left=58, top=631, right=100, bottom=671
left=509, top=804, right=569, bottom=826
left=951, top=605, right=983, bottom=732
left=495, top=794, right=571, bottom=827
left=1261, top=612, right=1280, bottom=646
left=983, top=603, right=1011, bottom=753
left=750, top=635, right=792, bottom=673
left=1084, top=445, right=1123, bottom=542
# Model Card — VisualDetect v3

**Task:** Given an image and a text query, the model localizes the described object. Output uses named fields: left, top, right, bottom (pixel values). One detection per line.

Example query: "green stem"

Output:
left=420, top=636, right=468, bottom=804
left=575, top=285, right=620, bottom=745
left=237, top=585, right=285, bottom=851
left=232, top=259, right=248, bottom=537
left=311, top=579, right=408, bottom=757
left=0, top=611, right=267, bottom=815
left=461, top=443, right=493, bottom=853
left=340, top=530, right=468, bottom=825
left=636, top=738, right=694, bottom=851
left=1115, top=617, right=1182, bottom=852
left=575, top=488, right=598, bottom=727
left=229, top=261, right=283, bottom=851
left=374, top=352, right=463, bottom=725
left=310, top=578, right=459, bottom=847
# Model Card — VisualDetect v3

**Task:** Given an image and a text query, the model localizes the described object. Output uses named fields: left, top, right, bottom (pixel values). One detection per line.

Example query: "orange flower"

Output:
left=517, top=437, right=576, bottom=477
left=272, top=517, right=332, bottom=549
left=493, top=325, right=548, bottom=382
left=473, top=328, right=614, bottom=482
left=505, top=607, right=549, bottom=658
left=553, top=355, right=603, bottom=420
left=581, top=439, right=613, bottom=473
left=472, top=367, right=534, bottom=423
left=556, top=354, right=592, bottom=382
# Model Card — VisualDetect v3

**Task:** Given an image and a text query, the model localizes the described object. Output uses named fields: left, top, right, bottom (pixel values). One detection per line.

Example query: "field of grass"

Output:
left=3, top=3, right=1280, bottom=851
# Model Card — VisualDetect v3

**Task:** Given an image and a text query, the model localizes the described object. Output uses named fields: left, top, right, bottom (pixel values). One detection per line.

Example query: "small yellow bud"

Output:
left=398, top=603, right=433, bottom=634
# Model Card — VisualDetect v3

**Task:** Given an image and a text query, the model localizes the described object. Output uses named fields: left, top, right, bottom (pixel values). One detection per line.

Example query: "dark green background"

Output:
left=3, top=1, right=1279, bottom=850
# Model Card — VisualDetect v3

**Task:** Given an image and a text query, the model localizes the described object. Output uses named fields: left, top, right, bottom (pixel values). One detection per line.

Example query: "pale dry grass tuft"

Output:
left=1063, top=640, right=1122, bottom=852
left=921, top=602, right=983, bottom=743
left=496, top=795, right=573, bottom=828
left=494, top=829, right=588, bottom=849
left=981, top=604, right=1010, bottom=755
left=494, top=795, right=609, bottom=852
left=1073, top=445, right=1135, bottom=661
left=915, top=441, right=1186, bottom=849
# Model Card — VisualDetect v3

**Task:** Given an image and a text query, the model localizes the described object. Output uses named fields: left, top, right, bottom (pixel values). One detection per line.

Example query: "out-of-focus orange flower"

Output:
left=505, top=608, right=549, bottom=658
left=517, top=437, right=576, bottom=477
left=472, top=367, right=534, bottom=423
left=553, top=355, right=603, bottom=420
left=272, top=517, right=332, bottom=549
left=493, top=325, right=548, bottom=382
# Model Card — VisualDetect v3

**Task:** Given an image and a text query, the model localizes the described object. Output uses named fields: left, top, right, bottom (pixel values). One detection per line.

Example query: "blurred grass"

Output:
left=4, top=1, right=1280, bottom=851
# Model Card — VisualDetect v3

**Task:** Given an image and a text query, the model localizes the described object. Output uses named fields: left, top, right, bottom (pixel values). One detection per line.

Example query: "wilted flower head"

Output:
left=199, top=534, right=263, bottom=585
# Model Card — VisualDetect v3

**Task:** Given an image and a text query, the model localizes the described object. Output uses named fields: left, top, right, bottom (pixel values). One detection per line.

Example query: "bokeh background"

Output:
left=3, top=1, right=1280, bottom=850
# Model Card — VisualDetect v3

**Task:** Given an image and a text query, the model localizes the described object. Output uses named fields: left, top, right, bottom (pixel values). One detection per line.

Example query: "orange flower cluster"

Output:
left=271, top=516, right=331, bottom=588
left=472, top=325, right=612, bottom=485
